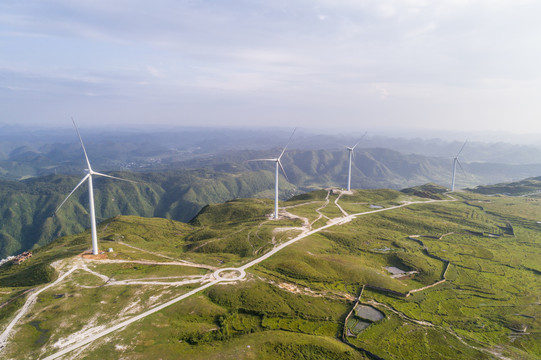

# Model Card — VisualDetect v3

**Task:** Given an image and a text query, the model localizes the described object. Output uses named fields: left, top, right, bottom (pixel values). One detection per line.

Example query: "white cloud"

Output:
left=146, top=66, right=164, bottom=78
left=376, top=85, right=390, bottom=100
left=405, top=22, right=436, bottom=38
left=376, top=3, right=396, bottom=18
left=1, top=0, right=541, bottom=132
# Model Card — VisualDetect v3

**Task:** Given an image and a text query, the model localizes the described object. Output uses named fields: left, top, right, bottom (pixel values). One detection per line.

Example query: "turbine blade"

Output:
left=248, top=158, right=277, bottom=162
left=92, top=172, right=138, bottom=184
left=55, top=174, right=90, bottom=214
left=278, top=128, right=296, bottom=160
left=351, top=131, right=367, bottom=150
left=457, top=159, right=466, bottom=174
left=278, top=160, right=289, bottom=182
left=72, top=118, right=92, bottom=171
left=456, top=140, right=467, bottom=157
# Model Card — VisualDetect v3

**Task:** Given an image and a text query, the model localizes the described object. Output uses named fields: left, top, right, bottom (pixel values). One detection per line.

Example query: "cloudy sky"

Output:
left=1, top=0, right=541, bottom=133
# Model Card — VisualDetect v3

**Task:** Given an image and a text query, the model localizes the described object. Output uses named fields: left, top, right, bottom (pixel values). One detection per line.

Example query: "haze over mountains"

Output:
left=1, top=126, right=541, bottom=259
left=2, top=126, right=541, bottom=180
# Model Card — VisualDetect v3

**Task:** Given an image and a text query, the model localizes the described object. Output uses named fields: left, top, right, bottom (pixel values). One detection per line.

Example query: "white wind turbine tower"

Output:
left=451, top=141, right=467, bottom=192
left=55, top=119, right=137, bottom=255
left=345, top=132, right=366, bottom=192
left=250, top=129, right=296, bottom=220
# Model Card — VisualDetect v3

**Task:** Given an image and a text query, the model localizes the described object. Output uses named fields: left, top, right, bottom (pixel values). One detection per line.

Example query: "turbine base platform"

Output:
left=80, top=250, right=107, bottom=260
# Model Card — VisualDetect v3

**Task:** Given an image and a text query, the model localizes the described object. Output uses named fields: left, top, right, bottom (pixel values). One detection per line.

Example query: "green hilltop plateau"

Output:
left=0, top=184, right=540, bottom=359
left=470, top=176, right=541, bottom=196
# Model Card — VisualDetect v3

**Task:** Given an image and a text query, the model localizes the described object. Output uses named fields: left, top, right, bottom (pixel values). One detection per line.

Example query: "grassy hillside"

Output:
left=470, top=176, right=541, bottom=196
left=0, top=170, right=294, bottom=258
left=0, top=186, right=539, bottom=359
left=400, top=183, right=449, bottom=199
left=2, top=143, right=541, bottom=259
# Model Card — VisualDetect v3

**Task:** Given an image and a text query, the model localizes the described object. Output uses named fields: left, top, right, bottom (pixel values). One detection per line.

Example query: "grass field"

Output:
left=0, top=186, right=539, bottom=359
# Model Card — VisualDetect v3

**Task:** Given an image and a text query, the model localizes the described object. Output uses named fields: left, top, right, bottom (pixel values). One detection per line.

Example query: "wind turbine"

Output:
left=249, top=128, right=296, bottom=220
left=55, top=119, right=137, bottom=255
left=451, top=141, right=467, bottom=192
left=345, top=132, right=366, bottom=192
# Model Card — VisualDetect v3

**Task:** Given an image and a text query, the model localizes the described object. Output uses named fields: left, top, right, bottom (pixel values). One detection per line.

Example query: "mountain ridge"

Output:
left=1, top=148, right=540, bottom=259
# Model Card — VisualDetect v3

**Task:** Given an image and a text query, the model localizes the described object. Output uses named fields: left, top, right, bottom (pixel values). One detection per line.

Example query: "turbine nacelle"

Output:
left=451, top=140, right=468, bottom=191
left=249, top=157, right=288, bottom=180
left=248, top=128, right=296, bottom=220
left=344, top=131, right=367, bottom=191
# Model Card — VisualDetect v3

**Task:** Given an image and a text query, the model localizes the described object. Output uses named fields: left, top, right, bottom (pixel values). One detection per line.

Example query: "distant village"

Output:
left=0, top=251, right=32, bottom=267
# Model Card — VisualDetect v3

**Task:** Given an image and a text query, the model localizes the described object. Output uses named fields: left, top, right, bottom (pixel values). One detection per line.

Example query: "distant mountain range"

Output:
left=2, top=127, right=541, bottom=180
left=2, top=145, right=541, bottom=259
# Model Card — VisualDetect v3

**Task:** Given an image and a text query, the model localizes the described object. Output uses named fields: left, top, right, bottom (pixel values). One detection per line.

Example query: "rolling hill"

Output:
left=0, top=184, right=538, bottom=359
left=1, top=148, right=541, bottom=260
left=0, top=170, right=291, bottom=258
left=470, top=176, right=541, bottom=196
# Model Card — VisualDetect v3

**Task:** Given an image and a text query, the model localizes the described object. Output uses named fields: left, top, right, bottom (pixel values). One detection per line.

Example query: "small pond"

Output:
left=354, top=305, right=385, bottom=322
left=29, top=320, right=50, bottom=346
left=352, top=320, right=371, bottom=334
left=384, top=266, right=406, bottom=275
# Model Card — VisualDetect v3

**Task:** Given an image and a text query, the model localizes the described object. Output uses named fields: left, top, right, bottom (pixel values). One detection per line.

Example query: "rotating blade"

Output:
left=278, top=128, right=297, bottom=160
left=351, top=131, right=367, bottom=150
left=456, top=140, right=467, bottom=157
left=457, top=159, right=466, bottom=175
left=54, top=174, right=90, bottom=214
left=248, top=158, right=277, bottom=162
left=277, top=159, right=289, bottom=182
left=92, top=171, right=138, bottom=184
left=72, top=118, right=92, bottom=171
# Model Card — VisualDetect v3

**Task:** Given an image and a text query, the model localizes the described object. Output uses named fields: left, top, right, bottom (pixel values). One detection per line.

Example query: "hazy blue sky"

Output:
left=2, top=0, right=541, bottom=133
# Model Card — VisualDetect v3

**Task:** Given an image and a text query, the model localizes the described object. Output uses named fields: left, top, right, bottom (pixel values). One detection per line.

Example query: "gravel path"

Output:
left=0, top=263, right=80, bottom=350
left=2, top=191, right=457, bottom=359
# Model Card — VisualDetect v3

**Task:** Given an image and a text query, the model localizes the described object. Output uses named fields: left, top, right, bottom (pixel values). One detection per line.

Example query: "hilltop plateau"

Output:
left=0, top=184, right=539, bottom=359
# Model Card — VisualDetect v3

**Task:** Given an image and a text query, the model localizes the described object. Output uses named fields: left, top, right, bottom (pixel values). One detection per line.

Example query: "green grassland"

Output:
left=283, top=201, right=327, bottom=224
left=89, top=262, right=209, bottom=280
left=317, top=202, right=345, bottom=219
left=254, top=190, right=540, bottom=359
left=0, top=184, right=539, bottom=359
left=86, top=329, right=368, bottom=360
left=400, top=183, right=450, bottom=200
left=338, top=188, right=413, bottom=215
left=95, top=201, right=302, bottom=268
left=350, top=309, right=492, bottom=360
left=470, top=176, right=541, bottom=196
left=40, top=285, right=366, bottom=360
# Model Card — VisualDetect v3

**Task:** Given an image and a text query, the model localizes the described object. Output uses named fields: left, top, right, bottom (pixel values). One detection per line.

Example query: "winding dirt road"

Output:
left=2, top=190, right=456, bottom=359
